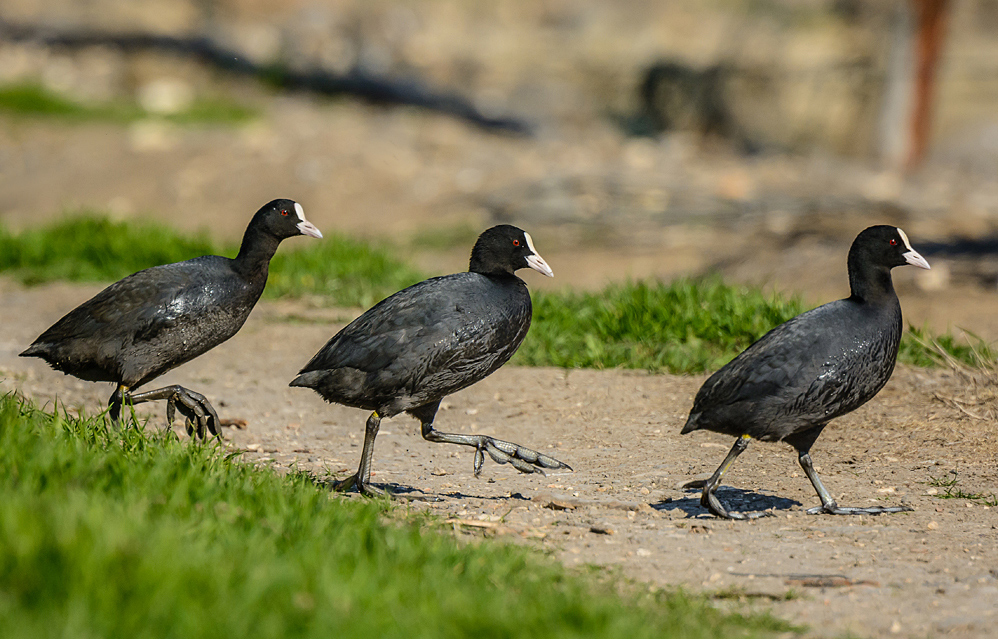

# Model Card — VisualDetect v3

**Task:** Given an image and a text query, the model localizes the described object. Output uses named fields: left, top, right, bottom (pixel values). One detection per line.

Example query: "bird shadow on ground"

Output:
left=319, top=482, right=535, bottom=504
left=436, top=489, right=534, bottom=502
left=653, top=487, right=801, bottom=518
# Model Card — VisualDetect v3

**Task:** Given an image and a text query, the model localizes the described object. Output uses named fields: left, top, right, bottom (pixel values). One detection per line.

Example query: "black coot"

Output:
left=291, top=224, right=571, bottom=495
left=682, top=226, right=930, bottom=519
left=21, top=199, right=322, bottom=437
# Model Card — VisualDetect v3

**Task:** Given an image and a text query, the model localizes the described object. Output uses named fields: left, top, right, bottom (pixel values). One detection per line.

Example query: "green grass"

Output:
left=0, top=214, right=421, bottom=308
left=0, top=213, right=991, bottom=372
left=0, top=82, right=255, bottom=124
left=0, top=215, right=217, bottom=285
left=899, top=326, right=996, bottom=368
left=516, top=278, right=808, bottom=373
left=0, top=393, right=797, bottom=638
left=517, top=280, right=995, bottom=374
left=267, top=237, right=423, bottom=309
left=927, top=473, right=998, bottom=506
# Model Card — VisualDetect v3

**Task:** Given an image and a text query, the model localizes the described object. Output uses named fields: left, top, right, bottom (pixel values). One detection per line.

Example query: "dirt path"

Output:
left=2, top=280, right=996, bottom=639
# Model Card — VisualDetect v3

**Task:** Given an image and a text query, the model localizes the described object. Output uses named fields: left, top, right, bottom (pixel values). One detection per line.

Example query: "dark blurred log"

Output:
left=0, top=18, right=532, bottom=136
left=638, top=60, right=758, bottom=153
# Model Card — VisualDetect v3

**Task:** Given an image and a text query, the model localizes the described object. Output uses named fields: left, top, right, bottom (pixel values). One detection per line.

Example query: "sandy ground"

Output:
left=2, top=279, right=996, bottom=639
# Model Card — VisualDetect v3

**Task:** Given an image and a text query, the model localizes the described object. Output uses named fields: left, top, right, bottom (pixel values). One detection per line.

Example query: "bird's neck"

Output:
left=848, top=260, right=896, bottom=305
left=474, top=270, right=522, bottom=286
left=469, top=259, right=516, bottom=278
left=233, top=226, right=280, bottom=279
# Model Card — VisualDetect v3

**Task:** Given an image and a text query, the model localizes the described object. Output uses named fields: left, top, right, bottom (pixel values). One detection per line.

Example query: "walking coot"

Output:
left=682, top=226, right=930, bottom=519
left=21, top=199, right=322, bottom=437
left=291, top=224, right=571, bottom=495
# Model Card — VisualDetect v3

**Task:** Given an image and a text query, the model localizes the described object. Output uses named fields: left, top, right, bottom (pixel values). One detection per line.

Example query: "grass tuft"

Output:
left=0, top=83, right=91, bottom=117
left=899, top=326, right=996, bottom=369
left=0, top=393, right=797, bottom=638
left=518, top=278, right=808, bottom=373
left=267, top=236, right=424, bottom=309
left=0, top=82, right=255, bottom=124
left=0, top=215, right=420, bottom=308
left=0, top=214, right=217, bottom=285
left=927, top=473, right=998, bottom=506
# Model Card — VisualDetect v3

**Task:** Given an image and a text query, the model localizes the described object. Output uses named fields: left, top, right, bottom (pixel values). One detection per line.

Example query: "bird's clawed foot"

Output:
left=110, top=384, right=220, bottom=439
left=163, top=387, right=220, bottom=439
left=680, top=477, right=709, bottom=490
left=701, top=490, right=775, bottom=520
left=806, top=502, right=912, bottom=516
left=472, top=436, right=572, bottom=477
left=331, top=473, right=391, bottom=498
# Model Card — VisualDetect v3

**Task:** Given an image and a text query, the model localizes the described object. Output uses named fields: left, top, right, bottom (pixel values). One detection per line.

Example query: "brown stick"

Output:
left=906, top=0, right=951, bottom=170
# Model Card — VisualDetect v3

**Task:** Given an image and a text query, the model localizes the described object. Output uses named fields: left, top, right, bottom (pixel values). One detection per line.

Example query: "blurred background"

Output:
left=2, top=0, right=998, bottom=336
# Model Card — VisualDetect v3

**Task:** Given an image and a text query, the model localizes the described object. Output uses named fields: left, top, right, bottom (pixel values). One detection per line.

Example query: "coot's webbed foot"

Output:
left=798, top=451, right=912, bottom=516
left=127, top=385, right=220, bottom=438
left=419, top=422, right=571, bottom=477
left=699, top=435, right=774, bottom=520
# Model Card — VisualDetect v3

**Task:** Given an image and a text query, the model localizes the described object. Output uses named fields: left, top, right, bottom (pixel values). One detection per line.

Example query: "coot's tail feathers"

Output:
left=681, top=413, right=702, bottom=435
left=289, top=371, right=322, bottom=388
left=19, top=343, right=50, bottom=359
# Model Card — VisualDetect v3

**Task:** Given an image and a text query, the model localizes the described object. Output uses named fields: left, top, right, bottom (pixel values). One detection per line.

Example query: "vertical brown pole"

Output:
left=906, top=0, right=951, bottom=170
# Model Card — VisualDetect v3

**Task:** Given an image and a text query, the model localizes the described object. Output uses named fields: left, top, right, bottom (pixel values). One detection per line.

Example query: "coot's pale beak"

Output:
left=297, top=220, right=323, bottom=239
left=897, top=228, right=929, bottom=269
left=294, top=202, right=323, bottom=239
left=903, top=249, right=930, bottom=270
left=524, top=232, right=554, bottom=277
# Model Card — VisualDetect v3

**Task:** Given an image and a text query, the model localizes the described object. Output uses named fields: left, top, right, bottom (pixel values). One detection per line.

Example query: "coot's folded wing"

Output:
left=27, top=262, right=203, bottom=348
left=298, top=274, right=485, bottom=375
left=692, top=302, right=851, bottom=419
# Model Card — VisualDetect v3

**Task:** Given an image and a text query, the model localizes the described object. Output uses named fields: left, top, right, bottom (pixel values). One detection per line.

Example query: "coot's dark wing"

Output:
left=32, top=257, right=231, bottom=345
left=33, top=268, right=187, bottom=346
left=689, top=301, right=882, bottom=438
left=296, top=273, right=529, bottom=405
left=24, top=256, right=251, bottom=384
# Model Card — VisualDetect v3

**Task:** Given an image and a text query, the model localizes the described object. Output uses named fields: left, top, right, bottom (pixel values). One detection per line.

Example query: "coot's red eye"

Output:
left=889, top=238, right=897, bottom=246
left=513, top=239, right=520, bottom=247
left=281, top=210, right=289, bottom=216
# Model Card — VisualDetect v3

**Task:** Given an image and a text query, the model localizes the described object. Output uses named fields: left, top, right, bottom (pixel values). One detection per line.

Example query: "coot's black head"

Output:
left=847, top=225, right=930, bottom=301
left=469, top=225, right=554, bottom=278
left=850, top=225, right=930, bottom=271
left=251, top=199, right=323, bottom=240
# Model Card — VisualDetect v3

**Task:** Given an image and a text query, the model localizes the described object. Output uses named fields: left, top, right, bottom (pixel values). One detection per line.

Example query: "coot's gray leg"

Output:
left=333, top=411, right=389, bottom=497
left=125, top=385, right=220, bottom=439
left=698, top=435, right=773, bottom=520
left=798, top=451, right=912, bottom=515
left=405, top=401, right=570, bottom=476
left=108, top=384, right=127, bottom=424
